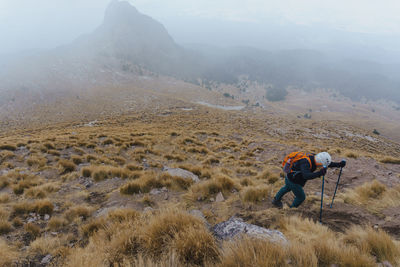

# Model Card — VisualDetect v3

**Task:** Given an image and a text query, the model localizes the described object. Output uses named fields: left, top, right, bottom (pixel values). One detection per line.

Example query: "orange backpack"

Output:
left=282, top=152, right=313, bottom=174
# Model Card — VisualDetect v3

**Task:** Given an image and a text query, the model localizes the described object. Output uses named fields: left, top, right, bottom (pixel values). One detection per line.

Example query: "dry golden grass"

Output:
left=278, top=215, right=399, bottom=266
left=380, top=156, right=400, bottom=164
left=188, top=175, right=240, bottom=201
left=0, top=193, right=10, bottom=203
left=24, top=223, right=41, bottom=239
left=64, top=208, right=219, bottom=266
left=345, top=151, right=359, bottom=159
left=1, top=101, right=400, bottom=266
left=0, top=220, right=13, bottom=235
left=219, top=237, right=316, bottom=267
left=341, top=180, right=400, bottom=214
left=0, top=144, right=17, bottom=151
left=241, top=186, right=270, bottom=203
left=257, top=170, right=280, bottom=184
left=29, top=235, right=71, bottom=256
left=48, top=216, right=68, bottom=231
left=82, top=165, right=132, bottom=181
left=343, top=225, right=400, bottom=263
left=120, top=172, right=192, bottom=195
left=0, top=238, right=18, bottom=267
left=58, top=159, right=76, bottom=174
left=12, top=199, right=53, bottom=216
left=64, top=205, right=92, bottom=222
left=26, top=155, right=47, bottom=167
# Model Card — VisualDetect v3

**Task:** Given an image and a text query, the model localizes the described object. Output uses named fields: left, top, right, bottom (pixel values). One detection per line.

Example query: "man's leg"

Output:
left=274, top=177, right=291, bottom=201
left=288, top=182, right=306, bottom=208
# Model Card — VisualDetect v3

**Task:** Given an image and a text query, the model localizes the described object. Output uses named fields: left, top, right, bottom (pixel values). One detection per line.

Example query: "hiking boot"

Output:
left=272, top=198, right=283, bottom=208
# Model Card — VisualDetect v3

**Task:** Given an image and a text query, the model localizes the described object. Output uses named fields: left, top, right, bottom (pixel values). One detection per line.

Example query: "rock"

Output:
left=79, top=176, right=93, bottom=188
left=41, top=254, right=53, bottom=265
left=50, top=232, right=58, bottom=236
left=27, top=218, right=36, bottom=223
left=161, top=187, right=168, bottom=192
left=44, top=214, right=50, bottom=221
left=210, top=197, right=215, bottom=202
left=189, top=210, right=211, bottom=229
left=144, top=207, right=154, bottom=212
left=212, top=217, right=287, bottom=244
left=189, top=210, right=206, bottom=221
left=381, top=261, right=393, bottom=267
left=150, top=189, right=161, bottom=195
left=163, top=167, right=200, bottom=182
left=216, top=192, right=225, bottom=202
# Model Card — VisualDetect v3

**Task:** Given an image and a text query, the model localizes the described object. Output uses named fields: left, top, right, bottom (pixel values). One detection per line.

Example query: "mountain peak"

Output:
left=104, top=0, right=139, bottom=26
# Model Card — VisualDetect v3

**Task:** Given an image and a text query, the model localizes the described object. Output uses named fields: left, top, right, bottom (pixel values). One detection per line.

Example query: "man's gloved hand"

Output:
left=319, top=167, right=327, bottom=177
left=339, top=160, right=346, bottom=168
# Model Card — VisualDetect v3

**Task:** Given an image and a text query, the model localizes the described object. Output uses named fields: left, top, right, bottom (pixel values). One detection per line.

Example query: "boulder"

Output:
left=215, top=192, right=225, bottom=202
left=41, top=254, right=53, bottom=265
left=163, top=167, right=200, bottom=182
left=212, top=217, right=287, bottom=244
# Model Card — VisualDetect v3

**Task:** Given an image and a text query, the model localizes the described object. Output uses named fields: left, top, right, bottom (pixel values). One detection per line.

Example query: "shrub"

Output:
left=141, top=209, right=206, bottom=257
left=380, top=157, right=400, bottom=164
left=345, top=151, right=358, bottom=159
left=82, top=167, right=92, bottom=177
left=48, top=217, right=67, bottom=231
left=26, top=155, right=47, bottom=167
left=81, top=218, right=106, bottom=238
left=65, top=205, right=92, bottom=222
left=343, top=226, right=399, bottom=263
left=35, top=200, right=54, bottom=215
left=242, top=186, right=270, bottom=203
left=102, top=139, right=114, bottom=145
left=0, top=144, right=17, bottom=151
left=120, top=182, right=141, bottom=195
left=58, top=159, right=76, bottom=174
left=189, top=175, right=238, bottom=200
left=219, top=238, right=287, bottom=266
left=266, top=86, right=288, bottom=102
left=24, top=223, right=41, bottom=239
left=0, top=194, right=9, bottom=203
left=71, top=155, right=83, bottom=165
left=0, top=220, right=13, bottom=235
left=0, top=239, right=18, bottom=267
left=173, top=227, right=220, bottom=265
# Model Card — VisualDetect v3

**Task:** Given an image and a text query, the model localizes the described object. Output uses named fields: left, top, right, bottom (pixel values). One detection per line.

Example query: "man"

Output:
left=272, top=152, right=346, bottom=208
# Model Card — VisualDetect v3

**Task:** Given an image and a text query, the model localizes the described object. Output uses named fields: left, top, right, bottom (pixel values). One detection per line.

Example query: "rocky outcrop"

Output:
left=212, top=217, right=287, bottom=244
left=163, top=167, right=200, bottom=182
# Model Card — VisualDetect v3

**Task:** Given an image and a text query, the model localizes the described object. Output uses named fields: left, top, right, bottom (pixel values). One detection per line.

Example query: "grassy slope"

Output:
left=1, top=101, right=400, bottom=266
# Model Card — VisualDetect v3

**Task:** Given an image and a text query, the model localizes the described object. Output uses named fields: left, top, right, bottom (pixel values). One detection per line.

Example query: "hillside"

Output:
left=1, top=1, right=400, bottom=266
left=1, top=100, right=400, bottom=266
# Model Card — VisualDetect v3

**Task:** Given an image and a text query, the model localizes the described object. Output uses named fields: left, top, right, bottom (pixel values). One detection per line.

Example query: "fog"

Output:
left=1, top=0, right=400, bottom=56
left=1, top=0, right=400, bottom=103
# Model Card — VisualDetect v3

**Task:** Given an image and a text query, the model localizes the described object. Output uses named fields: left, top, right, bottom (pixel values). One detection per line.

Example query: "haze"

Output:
left=1, top=0, right=400, bottom=57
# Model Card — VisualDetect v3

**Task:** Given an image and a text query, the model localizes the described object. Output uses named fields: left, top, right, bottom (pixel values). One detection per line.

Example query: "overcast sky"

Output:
left=1, top=0, right=400, bottom=54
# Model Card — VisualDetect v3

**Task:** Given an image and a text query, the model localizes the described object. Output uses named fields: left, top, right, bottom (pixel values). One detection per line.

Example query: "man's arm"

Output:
left=299, top=161, right=324, bottom=180
left=328, top=160, right=346, bottom=168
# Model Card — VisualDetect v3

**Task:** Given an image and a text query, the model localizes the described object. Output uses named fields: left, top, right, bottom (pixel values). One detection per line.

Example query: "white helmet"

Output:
left=315, top=152, right=331, bottom=167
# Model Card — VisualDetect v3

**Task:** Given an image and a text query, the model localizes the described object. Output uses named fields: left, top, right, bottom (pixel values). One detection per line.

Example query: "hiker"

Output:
left=272, top=152, right=346, bottom=208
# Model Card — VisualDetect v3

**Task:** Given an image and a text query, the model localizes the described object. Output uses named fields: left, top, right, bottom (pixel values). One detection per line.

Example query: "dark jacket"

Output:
left=288, top=155, right=341, bottom=186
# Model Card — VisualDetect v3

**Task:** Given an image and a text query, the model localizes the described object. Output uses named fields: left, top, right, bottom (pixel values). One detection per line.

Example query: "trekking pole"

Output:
left=330, top=166, right=344, bottom=208
left=319, top=167, right=326, bottom=224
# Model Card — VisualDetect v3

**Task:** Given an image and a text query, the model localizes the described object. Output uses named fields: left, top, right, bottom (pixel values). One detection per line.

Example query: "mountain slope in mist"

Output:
left=0, top=0, right=399, bottom=106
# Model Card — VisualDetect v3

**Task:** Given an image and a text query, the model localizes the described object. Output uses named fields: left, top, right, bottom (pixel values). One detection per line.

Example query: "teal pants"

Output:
left=274, top=176, right=305, bottom=208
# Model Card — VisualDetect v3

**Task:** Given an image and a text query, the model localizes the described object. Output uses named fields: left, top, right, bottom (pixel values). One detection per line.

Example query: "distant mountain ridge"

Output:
left=0, top=0, right=399, bottom=105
